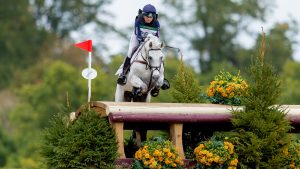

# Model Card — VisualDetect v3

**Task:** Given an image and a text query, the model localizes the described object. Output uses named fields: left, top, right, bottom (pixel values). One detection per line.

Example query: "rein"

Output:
left=132, top=41, right=164, bottom=93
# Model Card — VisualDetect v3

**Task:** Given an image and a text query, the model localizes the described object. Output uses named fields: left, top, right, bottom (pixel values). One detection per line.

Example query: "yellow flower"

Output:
left=164, top=158, right=171, bottom=165
left=153, top=150, right=161, bottom=156
left=163, top=148, right=170, bottom=153
left=230, top=159, right=238, bottom=166
left=213, top=156, right=220, bottom=163
left=135, top=150, right=142, bottom=160
left=290, top=162, right=295, bottom=169
left=143, top=160, right=149, bottom=166
left=149, top=160, right=157, bottom=168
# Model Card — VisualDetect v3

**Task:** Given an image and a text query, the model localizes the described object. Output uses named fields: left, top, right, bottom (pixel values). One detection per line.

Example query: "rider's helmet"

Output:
left=142, top=4, right=157, bottom=18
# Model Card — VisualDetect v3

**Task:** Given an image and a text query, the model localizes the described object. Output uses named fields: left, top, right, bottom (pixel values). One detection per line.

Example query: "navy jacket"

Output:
left=134, top=15, right=160, bottom=43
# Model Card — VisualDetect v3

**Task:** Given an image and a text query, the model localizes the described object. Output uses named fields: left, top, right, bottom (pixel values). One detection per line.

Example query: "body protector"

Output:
left=127, top=15, right=160, bottom=58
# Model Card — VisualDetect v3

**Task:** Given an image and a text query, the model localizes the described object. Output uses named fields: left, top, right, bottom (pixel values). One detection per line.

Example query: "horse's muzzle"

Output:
left=152, top=70, right=160, bottom=81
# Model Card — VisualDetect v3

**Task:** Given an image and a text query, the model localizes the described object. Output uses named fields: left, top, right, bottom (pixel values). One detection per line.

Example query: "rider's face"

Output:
left=143, top=16, right=153, bottom=23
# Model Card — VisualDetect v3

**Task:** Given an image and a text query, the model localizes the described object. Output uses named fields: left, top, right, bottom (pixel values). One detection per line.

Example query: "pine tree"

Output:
left=170, top=57, right=201, bottom=103
left=231, top=29, right=293, bottom=168
left=41, top=107, right=118, bottom=169
left=170, top=57, right=203, bottom=158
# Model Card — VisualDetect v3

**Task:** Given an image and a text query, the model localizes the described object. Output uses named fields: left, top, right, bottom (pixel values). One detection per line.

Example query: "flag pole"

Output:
left=74, top=39, right=96, bottom=110
left=88, top=51, right=92, bottom=104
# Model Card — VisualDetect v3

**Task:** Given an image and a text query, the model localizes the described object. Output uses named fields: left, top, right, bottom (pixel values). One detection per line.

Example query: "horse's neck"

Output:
left=132, top=44, right=147, bottom=62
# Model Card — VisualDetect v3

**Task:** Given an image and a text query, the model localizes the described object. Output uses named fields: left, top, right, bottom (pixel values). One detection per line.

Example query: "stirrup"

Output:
left=117, top=75, right=127, bottom=85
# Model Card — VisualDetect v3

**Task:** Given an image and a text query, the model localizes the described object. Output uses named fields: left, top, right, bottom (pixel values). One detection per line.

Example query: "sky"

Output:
left=93, top=0, right=300, bottom=63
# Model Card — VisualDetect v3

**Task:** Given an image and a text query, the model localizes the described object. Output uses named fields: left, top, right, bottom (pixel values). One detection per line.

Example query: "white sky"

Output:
left=93, top=0, right=300, bottom=63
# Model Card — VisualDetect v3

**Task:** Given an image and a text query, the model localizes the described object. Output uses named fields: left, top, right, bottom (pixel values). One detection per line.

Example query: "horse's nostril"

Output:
left=152, top=75, right=159, bottom=80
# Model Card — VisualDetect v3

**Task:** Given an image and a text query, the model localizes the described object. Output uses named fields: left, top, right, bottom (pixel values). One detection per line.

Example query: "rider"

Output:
left=117, top=4, right=170, bottom=94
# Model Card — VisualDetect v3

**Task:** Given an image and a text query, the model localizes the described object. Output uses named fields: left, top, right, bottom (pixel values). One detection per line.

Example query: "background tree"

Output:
left=280, top=60, right=300, bottom=104
left=162, top=0, right=273, bottom=73
left=170, top=57, right=202, bottom=103
left=238, top=22, right=298, bottom=73
left=231, top=31, right=293, bottom=168
left=32, top=0, right=113, bottom=38
left=0, top=0, right=50, bottom=89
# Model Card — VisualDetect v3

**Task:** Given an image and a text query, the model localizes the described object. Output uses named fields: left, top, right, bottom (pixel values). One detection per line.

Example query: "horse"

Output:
left=115, top=34, right=165, bottom=103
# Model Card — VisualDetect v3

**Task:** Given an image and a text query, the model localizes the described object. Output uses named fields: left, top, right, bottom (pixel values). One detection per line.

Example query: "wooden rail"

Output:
left=87, top=101, right=300, bottom=159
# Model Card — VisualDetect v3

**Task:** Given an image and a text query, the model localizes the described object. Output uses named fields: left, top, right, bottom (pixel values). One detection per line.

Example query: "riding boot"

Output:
left=117, top=57, right=131, bottom=85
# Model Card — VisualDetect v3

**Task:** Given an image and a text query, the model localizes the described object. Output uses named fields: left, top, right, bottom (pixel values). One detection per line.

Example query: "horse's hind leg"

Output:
left=133, top=128, right=147, bottom=147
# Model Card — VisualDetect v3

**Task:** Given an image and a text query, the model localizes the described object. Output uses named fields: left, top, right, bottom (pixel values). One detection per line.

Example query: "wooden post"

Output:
left=170, top=123, right=185, bottom=159
left=112, top=122, right=125, bottom=158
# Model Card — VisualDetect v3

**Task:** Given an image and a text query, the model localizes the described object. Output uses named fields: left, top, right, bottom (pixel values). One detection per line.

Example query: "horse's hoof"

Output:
left=161, top=78, right=170, bottom=90
left=117, top=76, right=127, bottom=85
left=151, top=88, right=160, bottom=97
left=132, top=87, right=142, bottom=96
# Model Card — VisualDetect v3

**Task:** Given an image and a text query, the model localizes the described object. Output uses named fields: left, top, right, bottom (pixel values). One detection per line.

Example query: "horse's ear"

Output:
left=149, top=42, right=152, bottom=48
left=161, top=42, right=164, bottom=48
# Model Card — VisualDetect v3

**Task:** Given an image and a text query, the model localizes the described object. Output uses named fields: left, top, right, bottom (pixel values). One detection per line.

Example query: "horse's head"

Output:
left=143, top=34, right=165, bottom=81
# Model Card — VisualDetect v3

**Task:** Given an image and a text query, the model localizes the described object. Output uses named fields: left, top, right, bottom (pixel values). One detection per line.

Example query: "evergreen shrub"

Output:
left=41, top=107, right=118, bottom=169
left=231, top=31, right=293, bottom=168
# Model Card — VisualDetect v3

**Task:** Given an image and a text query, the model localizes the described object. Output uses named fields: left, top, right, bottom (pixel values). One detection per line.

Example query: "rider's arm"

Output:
left=135, top=21, right=143, bottom=43
left=155, top=21, right=160, bottom=38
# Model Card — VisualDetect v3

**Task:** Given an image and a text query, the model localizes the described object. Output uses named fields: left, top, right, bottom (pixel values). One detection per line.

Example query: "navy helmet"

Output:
left=142, top=4, right=156, bottom=17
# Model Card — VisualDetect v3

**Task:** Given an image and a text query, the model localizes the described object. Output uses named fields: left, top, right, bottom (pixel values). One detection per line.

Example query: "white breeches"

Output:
left=127, top=32, right=139, bottom=58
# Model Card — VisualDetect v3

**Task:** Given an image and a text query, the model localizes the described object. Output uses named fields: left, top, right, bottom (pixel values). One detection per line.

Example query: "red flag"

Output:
left=74, top=40, right=92, bottom=52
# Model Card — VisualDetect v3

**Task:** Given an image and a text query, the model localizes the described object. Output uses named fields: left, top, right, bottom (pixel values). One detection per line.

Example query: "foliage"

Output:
left=133, top=138, right=184, bottom=169
left=280, top=60, right=300, bottom=104
left=171, top=60, right=202, bottom=103
left=235, top=22, right=297, bottom=74
left=152, top=56, right=182, bottom=103
left=283, top=140, right=300, bottom=169
left=0, top=128, right=16, bottom=167
left=162, top=0, right=273, bottom=73
left=252, top=23, right=296, bottom=73
left=4, top=103, right=43, bottom=168
left=193, top=137, right=238, bottom=169
left=206, top=71, right=248, bottom=106
left=17, top=60, right=115, bottom=128
left=32, top=0, right=113, bottom=38
left=0, top=0, right=51, bottom=89
left=41, top=107, right=118, bottom=169
left=231, top=32, right=293, bottom=168
left=198, top=61, right=241, bottom=86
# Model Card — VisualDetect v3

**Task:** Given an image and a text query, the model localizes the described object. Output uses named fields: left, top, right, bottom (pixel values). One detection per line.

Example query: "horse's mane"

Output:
left=144, top=34, right=163, bottom=50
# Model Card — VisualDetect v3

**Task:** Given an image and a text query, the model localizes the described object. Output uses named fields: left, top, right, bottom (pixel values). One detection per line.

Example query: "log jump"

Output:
left=84, top=101, right=300, bottom=159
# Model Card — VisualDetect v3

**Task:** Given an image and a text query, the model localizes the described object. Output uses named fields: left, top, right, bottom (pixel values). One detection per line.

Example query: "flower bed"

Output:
left=206, top=71, right=248, bottom=106
left=133, top=138, right=184, bottom=169
left=193, top=137, right=238, bottom=169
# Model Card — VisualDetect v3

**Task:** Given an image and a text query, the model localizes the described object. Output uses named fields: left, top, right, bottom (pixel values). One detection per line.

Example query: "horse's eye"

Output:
left=149, top=56, right=152, bottom=60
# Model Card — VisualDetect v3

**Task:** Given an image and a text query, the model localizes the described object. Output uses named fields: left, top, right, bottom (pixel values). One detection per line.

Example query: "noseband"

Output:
left=132, top=40, right=164, bottom=92
left=133, top=42, right=163, bottom=71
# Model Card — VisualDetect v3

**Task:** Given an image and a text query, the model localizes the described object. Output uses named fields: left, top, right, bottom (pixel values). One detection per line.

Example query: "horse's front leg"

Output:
left=156, top=74, right=165, bottom=88
left=130, top=75, right=148, bottom=95
left=150, top=74, right=164, bottom=97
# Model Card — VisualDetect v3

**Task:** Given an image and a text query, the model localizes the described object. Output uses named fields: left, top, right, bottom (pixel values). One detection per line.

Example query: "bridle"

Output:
left=132, top=39, right=164, bottom=92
